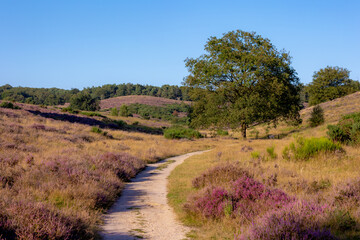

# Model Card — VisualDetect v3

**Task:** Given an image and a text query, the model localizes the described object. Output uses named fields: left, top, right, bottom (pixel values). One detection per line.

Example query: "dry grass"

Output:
left=168, top=92, right=360, bottom=239
left=0, top=102, right=216, bottom=239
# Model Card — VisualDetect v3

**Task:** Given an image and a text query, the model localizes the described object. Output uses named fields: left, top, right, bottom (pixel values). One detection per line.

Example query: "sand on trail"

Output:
left=101, top=150, right=208, bottom=240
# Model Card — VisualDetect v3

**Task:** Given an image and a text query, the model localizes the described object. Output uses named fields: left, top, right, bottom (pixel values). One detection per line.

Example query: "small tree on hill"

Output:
left=307, top=66, right=359, bottom=105
left=119, top=104, right=131, bottom=117
left=185, top=30, right=302, bottom=138
left=70, top=92, right=99, bottom=111
left=309, top=105, right=324, bottom=127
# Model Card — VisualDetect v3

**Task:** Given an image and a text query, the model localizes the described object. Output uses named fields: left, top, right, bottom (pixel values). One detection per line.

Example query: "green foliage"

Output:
left=216, top=129, right=229, bottom=136
left=80, top=111, right=105, bottom=118
left=127, top=103, right=189, bottom=123
left=266, top=146, right=277, bottom=159
left=307, top=66, right=359, bottom=106
left=327, top=112, right=360, bottom=144
left=70, top=92, right=99, bottom=111
left=164, top=127, right=202, bottom=140
left=0, top=101, right=20, bottom=109
left=185, top=30, right=301, bottom=138
left=250, top=151, right=260, bottom=159
left=119, top=105, right=131, bottom=117
left=282, top=137, right=342, bottom=161
left=110, top=107, right=119, bottom=116
left=309, top=105, right=325, bottom=127
left=91, top=126, right=102, bottom=134
left=61, top=107, right=79, bottom=114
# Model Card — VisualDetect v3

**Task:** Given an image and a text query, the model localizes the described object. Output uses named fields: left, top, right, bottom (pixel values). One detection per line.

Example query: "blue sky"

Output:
left=0, top=0, right=359, bottom=89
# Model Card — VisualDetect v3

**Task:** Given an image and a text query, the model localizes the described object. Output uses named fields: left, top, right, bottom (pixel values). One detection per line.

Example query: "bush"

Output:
left=110, top=107, right=119, bottom=116
left=119, top=104, right=131, bottom=117
left=164, top=127, right=202, bottom=139
left=216, top=129, right=229, bottom=136
left=309, top=105, right=324, bottom=127
left=80, top=111, right=105, bottom=118
left=91, top=126, right=102, bottom=134
left=61, top=107, right=79, bottom=114
left=70, top=92, right=99, bottom=111
left=266, top=146, right=277, bottom=159
left=282, top=137, right=342, bottom=160
left=0, top=101, right=20, bottom=109
left=327, top=112, right=360, bottom=145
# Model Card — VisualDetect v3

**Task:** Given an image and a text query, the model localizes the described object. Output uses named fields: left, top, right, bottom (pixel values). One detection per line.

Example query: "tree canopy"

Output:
left=185, top=30, right=301, bottom=138
left=307, top=66, right=359, bottom=105
left=69, top=92, right=99, bottom=111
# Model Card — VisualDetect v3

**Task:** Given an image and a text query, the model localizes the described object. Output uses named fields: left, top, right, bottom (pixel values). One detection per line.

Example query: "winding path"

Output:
left=101, top=150, right=207, bottom=240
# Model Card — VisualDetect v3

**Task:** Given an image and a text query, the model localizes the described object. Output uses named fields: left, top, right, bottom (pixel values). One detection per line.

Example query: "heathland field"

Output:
left=1, top=91, right=360, bottom=239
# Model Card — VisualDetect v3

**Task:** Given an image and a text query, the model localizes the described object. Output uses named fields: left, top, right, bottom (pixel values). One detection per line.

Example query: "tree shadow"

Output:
left=27, top=110, right=163, bottom=135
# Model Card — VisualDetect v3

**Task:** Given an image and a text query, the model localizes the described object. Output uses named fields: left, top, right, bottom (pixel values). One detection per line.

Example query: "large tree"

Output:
left=184, top=30, right=301, bottom=138
left=307, top=66, right=359, bottom=106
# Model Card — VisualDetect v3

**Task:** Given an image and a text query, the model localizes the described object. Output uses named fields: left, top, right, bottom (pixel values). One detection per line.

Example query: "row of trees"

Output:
left=0, top=83, right=191, bottom=106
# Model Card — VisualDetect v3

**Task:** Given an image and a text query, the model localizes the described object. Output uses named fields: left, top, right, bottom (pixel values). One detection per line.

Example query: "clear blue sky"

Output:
left=0, top=0, right=359, bottom=89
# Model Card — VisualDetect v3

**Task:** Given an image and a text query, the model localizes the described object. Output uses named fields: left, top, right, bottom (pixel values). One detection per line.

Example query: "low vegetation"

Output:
left=164, top=127, right=202, bottom=140
left=0, top=103, right=214, bottom=239
left=327, top=112, right=360, bottom=145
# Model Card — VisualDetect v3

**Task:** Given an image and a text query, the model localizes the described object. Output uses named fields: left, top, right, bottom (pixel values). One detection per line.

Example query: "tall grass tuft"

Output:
left=282, top=137, right=342, bottom=161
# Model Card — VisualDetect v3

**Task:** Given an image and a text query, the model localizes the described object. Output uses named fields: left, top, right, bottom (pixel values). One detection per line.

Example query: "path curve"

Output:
left=101, top=150, right=208, bottom=240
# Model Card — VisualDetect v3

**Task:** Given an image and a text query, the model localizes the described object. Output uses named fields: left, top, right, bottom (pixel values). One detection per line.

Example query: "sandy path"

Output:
left=101, top=150, right=207, bottom=240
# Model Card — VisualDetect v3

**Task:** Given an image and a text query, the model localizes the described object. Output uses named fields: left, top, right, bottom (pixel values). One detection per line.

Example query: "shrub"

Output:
left=309, top=105, right=325, bottom=127
left=80, top=111, right=105, bottom=118
left=91, top=126, right=102, bottom=134
left=266, top=146, right=277, bottom=159
left=282, top=137, right=342, bottom=160
left=61, top=107, right=79, bottom=114
left=70, top=92, right=99, bottom=111
left=327, top=112, right=360, bottom=144
left=216, top=129, right=229, bottom=136
left=241, top=201, right=336, bottom=240
left=119, top=104, right=131, bottom=117
left=110, top=107, right=119, bottom=116
left=164, top=127, right=202, bottom=139
left=250, top=151, right=260, bottom=159
left=0, top=101, right=20, bottom=109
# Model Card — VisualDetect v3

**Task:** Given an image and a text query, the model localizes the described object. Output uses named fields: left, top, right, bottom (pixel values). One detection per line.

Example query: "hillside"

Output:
left=301, top=91, right=360, bottom=123
left=99, top=95, right=191, bottom=109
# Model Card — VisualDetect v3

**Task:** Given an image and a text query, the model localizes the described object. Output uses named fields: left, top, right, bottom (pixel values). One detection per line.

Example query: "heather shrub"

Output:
left=186, top=172, right=293, bottom=220
left=241, top=201, right=336, bottom=240
left=282, top=137, right=342, bottom=160
left=0, top=101, right=20, bottom=109
left=334, top=178, right=360, bottom=207
left=164, top=127, right=202, bottom=139
left=192, top=163, right=251, bottom=189
left=309, top=105, right=325, bottom=127
left=327, top=112, right=360, bottom=144
left=6, top=201, right=89, bottom=240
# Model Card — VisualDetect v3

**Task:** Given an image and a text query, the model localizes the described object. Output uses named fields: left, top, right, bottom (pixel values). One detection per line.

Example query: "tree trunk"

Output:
left=241, top=123, right=247, bottom=139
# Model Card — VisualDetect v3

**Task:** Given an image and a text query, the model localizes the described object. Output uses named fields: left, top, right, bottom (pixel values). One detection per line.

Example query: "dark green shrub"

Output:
left=327, top=112, right=360, bottom=144
left=309, top=105, right=324, bottom=127
left=0, top=101, right=20, bottom=109
left=61, top=107, right=79, bottom=114
left=80, top=111, right=105, bottom=118
left=164, top=127, right=202, bottom=140
left=70, top=92, right=99, bottom=111
left=282, top=137, right=342, bottom=160
left=119, top=105, right=131, bottom=117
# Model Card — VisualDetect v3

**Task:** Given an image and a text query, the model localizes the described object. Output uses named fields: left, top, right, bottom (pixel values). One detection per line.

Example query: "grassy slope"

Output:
left=99, top=95, right=191, bottom=109
left=168, top=92, right=360, bottom=239
left=0, top=101, right=217, bottom=239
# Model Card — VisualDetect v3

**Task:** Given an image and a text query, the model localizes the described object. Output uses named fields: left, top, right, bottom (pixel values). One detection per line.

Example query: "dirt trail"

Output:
left=101, top=150, right=208, bottom=240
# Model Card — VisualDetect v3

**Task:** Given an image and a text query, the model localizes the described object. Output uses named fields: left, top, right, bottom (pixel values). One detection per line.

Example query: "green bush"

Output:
left=309, top=105, right=324, bottom=127
left=80, top=111, right=106, bottom=118
left=110, top=107, right=119, bottom=116
left=216, top=129, right=229, bottom=136
left=119, top=105, right=131, bottom=117
left=282, top=137, right=342, bottom=161
left=266, top=146, right=277, bottom=159
left=164, top=127, right=202, bottom=140
left=70, top=92, right=99, bottom=111
left=250, top=151, right=260, bottom=159
left=327, top=112, right=360, bottom=144
left=0, top=101, right=20, bottom=109
left=61, top=107, right=79, bottom=114
left=91, top=126, right=102, bottom=134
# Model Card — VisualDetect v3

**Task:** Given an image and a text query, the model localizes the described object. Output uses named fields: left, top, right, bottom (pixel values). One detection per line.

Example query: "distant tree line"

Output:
left=0, top=83, right=191, bottom=106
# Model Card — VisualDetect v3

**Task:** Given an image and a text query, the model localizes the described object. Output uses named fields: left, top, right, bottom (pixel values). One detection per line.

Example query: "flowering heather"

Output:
left=186, top=171, right=293, bottom=220
left=240, top=201, right=336, bottom=240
